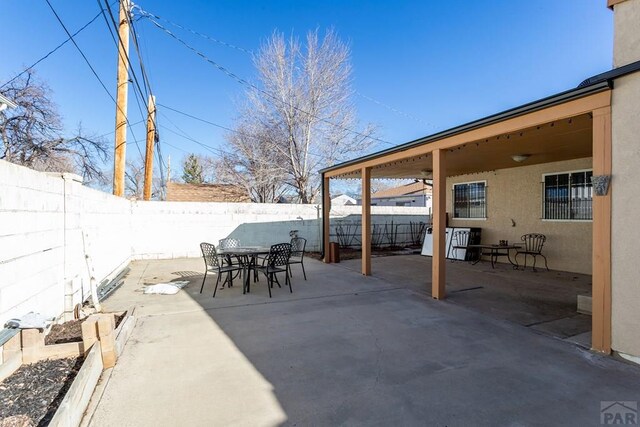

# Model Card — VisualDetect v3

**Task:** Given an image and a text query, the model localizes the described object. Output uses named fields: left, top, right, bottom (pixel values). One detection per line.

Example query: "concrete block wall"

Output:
left=61, top=175, right=132, bottom=319
left=0, top=161, right=66, bottom=326
left=0, top=161, right=133, bottom=326
left=0, top=160, right=428, bottom=326
left=131, top=201, right=430, bottom=257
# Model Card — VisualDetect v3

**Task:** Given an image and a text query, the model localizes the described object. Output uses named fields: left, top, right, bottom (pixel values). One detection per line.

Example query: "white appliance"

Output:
left=421, top=227, right=471, bottom=260
left=421, top=227, right=453, bottom=257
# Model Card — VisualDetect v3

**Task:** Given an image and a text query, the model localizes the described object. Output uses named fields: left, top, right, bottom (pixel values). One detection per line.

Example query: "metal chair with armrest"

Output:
left=254, top=243, right=292, bottom=298
left=200, top=242, right=244, bottom=297
left=515, top=233, right=549, bottom=271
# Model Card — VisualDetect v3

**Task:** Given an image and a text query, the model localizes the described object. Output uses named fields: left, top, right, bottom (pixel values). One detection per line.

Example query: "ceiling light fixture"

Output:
left=420, top=169, right=432, bottom=178
left=511, top=154, right=530, bottom=163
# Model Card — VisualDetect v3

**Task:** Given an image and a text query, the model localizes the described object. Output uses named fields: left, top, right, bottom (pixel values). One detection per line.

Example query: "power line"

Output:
left=161, top=139, right=190, bottom=154
left=131, top=6, right=253, bottom=55
left=159, top=125, right=219, bottom=154
left=95, top=119, right=144, bottom=139
left=44, top=0, right=143, bottom=157
left=157, top=110, right=199, bottom=143
left=136, top=9, right=395, bottom=148
left=128, top=14, right=153, bottom=98
left=355, top=92, right=437, bottom=130
left=101, top=0, right=166, bottom=190
left=99, top=0, right=149, bottom=111
left=98, top=0, right=154, bottom=128
left=0, top=7, right=105, bottom=89
left=157, top=104, right=327, bottom=160
left=158, top=103, right=236, bottom=133
left=101, top=0, right=167, bottom=196
left=131, top=6, right=434, bottom=130
left=45, top=0, right=116, bottom=106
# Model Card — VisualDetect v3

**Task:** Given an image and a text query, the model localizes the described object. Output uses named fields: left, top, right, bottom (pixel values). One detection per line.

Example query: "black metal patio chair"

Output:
left=515, top=233, right=549, bottom=271
left=254, top=243, right=292, bottom=298
left=200, top=242, right=243, bottom=297
left=218, top=238, right=244, bottom=283
left=219, top=238, right=242, bottom=265
left=287, top=237, right=307, bottom=280
left=219, top=238, right=241, bottom=251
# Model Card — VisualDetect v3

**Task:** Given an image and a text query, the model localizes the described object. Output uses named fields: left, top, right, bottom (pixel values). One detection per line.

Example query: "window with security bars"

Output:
left=543, top=170, right=593, bottom=220
left=453, top=181, right=486, bottom=219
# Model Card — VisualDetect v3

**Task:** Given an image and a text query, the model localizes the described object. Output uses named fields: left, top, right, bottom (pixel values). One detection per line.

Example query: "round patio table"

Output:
left=218, top=246, right=270, bottom=293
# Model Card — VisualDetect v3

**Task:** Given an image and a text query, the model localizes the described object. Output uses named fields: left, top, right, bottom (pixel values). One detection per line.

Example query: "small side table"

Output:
left=467, top=244, right=522, bottom=269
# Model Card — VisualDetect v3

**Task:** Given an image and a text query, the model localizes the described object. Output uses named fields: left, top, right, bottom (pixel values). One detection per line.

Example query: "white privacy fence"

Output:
left=0, top=160, right=429, bottom=326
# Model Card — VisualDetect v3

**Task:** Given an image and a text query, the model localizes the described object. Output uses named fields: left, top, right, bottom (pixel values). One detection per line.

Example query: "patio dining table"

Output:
left=218, top=246, right=270, bottom=294
left=467, top=244, right=522, bottom=269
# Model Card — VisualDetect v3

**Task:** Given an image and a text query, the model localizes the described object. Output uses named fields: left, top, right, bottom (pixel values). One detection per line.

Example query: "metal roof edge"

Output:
left=320, top=81, right=611, bottom=174
left=577, top=60, right=640, bottom=88
left=0, top=93, right=18, bottom=109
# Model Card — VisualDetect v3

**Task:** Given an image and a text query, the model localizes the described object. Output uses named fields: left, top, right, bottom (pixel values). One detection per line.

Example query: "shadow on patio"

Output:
left=89, top=256, right=639, bottom=426
left=339, top=254, right=593, bottom=345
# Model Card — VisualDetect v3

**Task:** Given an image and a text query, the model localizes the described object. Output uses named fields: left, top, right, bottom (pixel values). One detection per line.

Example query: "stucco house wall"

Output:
left=447, top=157, right=593, bottom=274
left=611, top=0, right=640, bottom=360
left=371, top=194, right=431, bottom=209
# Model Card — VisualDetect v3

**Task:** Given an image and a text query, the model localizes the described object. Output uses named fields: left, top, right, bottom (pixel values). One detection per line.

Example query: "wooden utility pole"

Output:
left=143, top=94, right=156, bottom=200
left=113, top=0, right=131, bottom=196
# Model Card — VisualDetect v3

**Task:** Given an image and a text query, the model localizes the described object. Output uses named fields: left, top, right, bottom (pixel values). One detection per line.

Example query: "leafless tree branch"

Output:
left=0, top=70, right=108, bottom=184
left=218, top=29, right=376, bottom=203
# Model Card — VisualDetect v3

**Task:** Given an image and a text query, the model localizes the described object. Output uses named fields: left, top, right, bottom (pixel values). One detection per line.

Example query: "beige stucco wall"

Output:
left=611, top=0, right=640, bottom=358
left=447, top=157, right=593, bottom=274
left=613, top=0, right=640, bottom=67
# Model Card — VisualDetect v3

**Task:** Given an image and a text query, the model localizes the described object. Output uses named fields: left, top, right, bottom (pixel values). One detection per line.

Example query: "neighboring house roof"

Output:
left=320, top=61, right=640, bottom=176
left=0, top=94, right=17, bottom=110
left=166, top=182, right=250, bottom=202
left=331, top=194, right=357, bottom=205
left=372, top=182, right=431, bottom=199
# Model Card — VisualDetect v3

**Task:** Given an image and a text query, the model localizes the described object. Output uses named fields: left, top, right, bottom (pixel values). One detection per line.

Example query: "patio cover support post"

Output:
left=361, top=167, right=372, bottom=275
left=322, top=174, right=331, bottom=263
left=432, top=149, right=447, bottom=299
left=592, top=106, right=612, bottom=354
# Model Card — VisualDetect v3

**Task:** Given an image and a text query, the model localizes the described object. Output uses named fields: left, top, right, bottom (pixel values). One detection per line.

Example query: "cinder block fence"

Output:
left=0, top=160, right=429, bottom=326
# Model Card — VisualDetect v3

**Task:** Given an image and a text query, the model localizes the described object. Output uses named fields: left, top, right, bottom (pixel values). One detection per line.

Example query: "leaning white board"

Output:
left=420, top=227, right=464, bottom=259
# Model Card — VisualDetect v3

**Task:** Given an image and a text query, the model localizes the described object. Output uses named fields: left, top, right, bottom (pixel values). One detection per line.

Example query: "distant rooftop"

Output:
left=372, top=181, right=431, bottom=199
left=166, top=182, right=250, bottom=203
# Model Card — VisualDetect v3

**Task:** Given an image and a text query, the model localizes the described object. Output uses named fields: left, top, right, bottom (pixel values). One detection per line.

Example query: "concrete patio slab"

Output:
left=88, top=257, right=639, bottom=426
left=340, top=254, right=593, bottom=339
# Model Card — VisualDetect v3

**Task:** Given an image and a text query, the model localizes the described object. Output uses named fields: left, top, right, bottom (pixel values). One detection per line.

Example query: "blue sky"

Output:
left=1, top=1, right=613, bottom=179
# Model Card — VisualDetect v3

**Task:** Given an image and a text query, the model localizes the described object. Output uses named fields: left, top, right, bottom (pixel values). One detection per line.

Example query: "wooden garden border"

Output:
left=0, top=307, right=137, bottom=427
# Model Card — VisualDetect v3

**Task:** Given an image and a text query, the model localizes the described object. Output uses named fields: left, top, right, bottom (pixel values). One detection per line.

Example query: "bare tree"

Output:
left=124, top=159, right=145, bottom=199
left=122, top=158, right=163, bottom=200
left=0, top=70, right=108, bottom=183
left=221, top=29, right=375, bottom=203
left=216, top=122, right=288, bottom=203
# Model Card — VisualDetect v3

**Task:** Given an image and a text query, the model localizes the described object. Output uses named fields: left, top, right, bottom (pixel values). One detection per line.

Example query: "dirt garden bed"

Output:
left=45, top=313, right=126, bottom=346
left=0, top=309, right=135, bottom=427
left=0, top=357, right=83, bottom=426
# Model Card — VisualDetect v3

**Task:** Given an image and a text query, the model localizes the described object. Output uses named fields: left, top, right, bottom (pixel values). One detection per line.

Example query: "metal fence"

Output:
left=331, top=219, right=431, bottom=249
